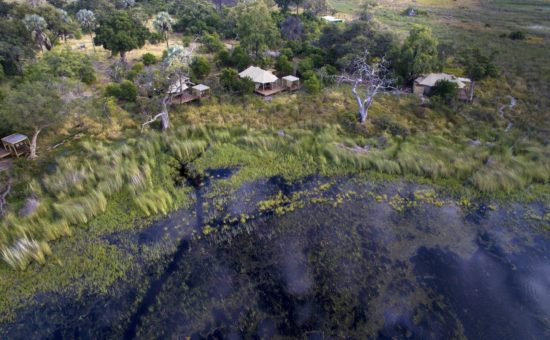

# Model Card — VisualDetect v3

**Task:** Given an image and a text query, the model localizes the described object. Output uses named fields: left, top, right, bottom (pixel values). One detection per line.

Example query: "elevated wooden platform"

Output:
left=255, top=85, right=285, bottom=96
left=0, top=149, right=9, bottom=159
left=171, top=93, right=199, bottom=104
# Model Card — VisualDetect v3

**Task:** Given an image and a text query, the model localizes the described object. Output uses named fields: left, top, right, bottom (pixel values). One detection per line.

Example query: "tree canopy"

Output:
left=233, top=1, right=280, bottom=58
left=94, top=11, right=149, bottom=62
left=0, top=81, right=68, bottom=158
left=396, top=25, right=440, bottom=82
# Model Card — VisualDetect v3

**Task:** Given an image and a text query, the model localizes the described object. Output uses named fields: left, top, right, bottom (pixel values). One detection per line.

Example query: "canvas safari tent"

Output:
left=413, top=73, right=472, bottom=101
left=239, top=66, right=283, bottom=96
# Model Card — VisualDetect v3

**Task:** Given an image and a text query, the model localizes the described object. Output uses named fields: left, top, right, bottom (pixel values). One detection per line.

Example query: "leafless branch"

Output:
left=141, top=96, right=171, bottom=131
left=336, top=51, right=397, bottom=124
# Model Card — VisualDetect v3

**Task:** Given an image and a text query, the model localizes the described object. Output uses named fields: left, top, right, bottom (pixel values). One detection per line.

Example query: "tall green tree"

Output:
left=233, top=2, right=280, bottom=58
left=94, top=11, right=149, bottom=62
left=153, top=11, right=173, bottom=49
left=460, top=48, right=499, bottom=101
left=397, top=25, right=439, bottom=82
left=0, top=82, right=68, bottom=159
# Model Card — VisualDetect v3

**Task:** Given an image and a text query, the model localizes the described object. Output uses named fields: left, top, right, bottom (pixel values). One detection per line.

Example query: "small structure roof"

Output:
left=415, top=73, right=471, bottom=89
left=192, top=84, right=210, bottom=91
left=282, top=75, right=299, bottom=82
left=239, top=66, right=278, bottom=84
left=321, top=15, right=344, bottom=23
left=168, top=81, right=189, bottom=94
left=1, top=133, right=28, bottom=145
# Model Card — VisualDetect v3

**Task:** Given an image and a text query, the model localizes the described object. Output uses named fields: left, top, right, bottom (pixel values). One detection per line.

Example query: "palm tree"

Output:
left=153, top=12, right=174, bottom=49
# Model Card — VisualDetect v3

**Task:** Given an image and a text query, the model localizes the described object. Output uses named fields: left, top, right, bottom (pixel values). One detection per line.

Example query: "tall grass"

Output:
left=1, top=121, right=548, bottom=269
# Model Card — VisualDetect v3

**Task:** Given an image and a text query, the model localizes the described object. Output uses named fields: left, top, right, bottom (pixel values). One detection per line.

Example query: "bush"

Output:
left=119, top=80, right=138, bottom=102
left=202, top=32, right=225, bottom=53
left=220, top=68, right=255, bottom=95
left=190, top=56, right=211, bottom=80
left=217, top=47, right=252, bottom=71
left=303, top=74, right=321, bottom=94
left=105, top=80, right=138, bottom=102
left=509, top=31, right=526, bottom=40
left=127, top=62, right=144, bottom=80
left=80, top=67, right=96, bottom=84
left=142, top=53, right=158, bottom=66
left=429, top=79, right=458, bottom=105
left=148, top=32, right=164, bottom=44
left=275, top=55, right=293, bottom=76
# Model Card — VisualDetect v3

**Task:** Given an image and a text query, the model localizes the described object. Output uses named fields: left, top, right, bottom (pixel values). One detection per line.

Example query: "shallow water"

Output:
left=1, top=175, right=549, bottom=339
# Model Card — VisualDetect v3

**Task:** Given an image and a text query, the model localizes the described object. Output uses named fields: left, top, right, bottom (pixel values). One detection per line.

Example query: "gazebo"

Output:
left=192, top=84, right=211, bottom=99
left=282, top=75, right=300, bottom=91
left=1, top=134, right=30, bottom=158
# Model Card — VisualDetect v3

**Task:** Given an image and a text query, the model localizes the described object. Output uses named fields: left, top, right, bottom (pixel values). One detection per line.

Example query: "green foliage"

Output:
left=0, top=81, right=68, bottom=139
left=25, top=47, right=96, bottom=84
left=232, top=1, right=280, bottom=57
left=460, top=48, right=499, bottom=81
left=93, top=11, right=149, bottom=60
left=429, top=79, right=458, bottom=105
left=190, top=56, right=211, bottom=80
left=396, top=25, right=440, bottom=82
left=216, top=46, right=252, bottom=71
left=172, top=0, right=221, bottom=35
left=220, top=68, right=255, bottom=95
left=105, top=80, right=138, bottom=102
left=201, top=32, right=225, bottom=53
left=275, top=55, right=294, bottom=76
left=142, top=53, right=158, bottom=66
left=303, top=73, right=321, bottom=94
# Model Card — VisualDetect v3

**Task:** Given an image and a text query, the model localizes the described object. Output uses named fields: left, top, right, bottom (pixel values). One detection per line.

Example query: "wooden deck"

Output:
left=255, top=86, right=285, bottom=96
left=0, top=149, right=10, bottom=159
left=170, top=93, right=199, bottom=104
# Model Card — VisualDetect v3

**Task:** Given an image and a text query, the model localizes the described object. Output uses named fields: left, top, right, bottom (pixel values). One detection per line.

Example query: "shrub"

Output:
left=303, top=74, right=321, bottom=94
left=220, top=68, right=255, bottom=95
left=142, top=53, right=158, bottom=66
left=119, top=80, right=138, bottom=102
left=202, top=32, right=224, bottom=53
left=190, top=56, right=211, bottom=80
left=429, top=79, right=458, bottom=105
left=105, top=83, right=121, bottom=98
left=148, top=32, right=164, bottom=44
left=509, top=31, right=526, bottom=40
left=275, top=55, right=293, bottom=76
left=105, top=80, right=138, bottom=102
left=80, top=67, right=96, bottom=84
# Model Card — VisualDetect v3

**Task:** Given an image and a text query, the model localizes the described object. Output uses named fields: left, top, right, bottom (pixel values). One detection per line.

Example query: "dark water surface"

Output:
left=1, top=175, right=549, bottom=339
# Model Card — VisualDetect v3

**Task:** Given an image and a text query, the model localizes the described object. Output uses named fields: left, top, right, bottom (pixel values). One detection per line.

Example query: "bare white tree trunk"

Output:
left=142, top=96, right=170, bottom=131
left=29, top=128, right=42, bottom=160
left=340, top=52, right=394, bottom=124
left=0, top=178, right=11, bottom=217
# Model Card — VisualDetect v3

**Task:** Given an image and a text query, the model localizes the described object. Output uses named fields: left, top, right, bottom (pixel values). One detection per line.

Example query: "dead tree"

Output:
left=0, top=178, right=12, bottom=217
left=338, top=52, right=395, bottom=124
left=141, top=96, right=171, bottom=131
